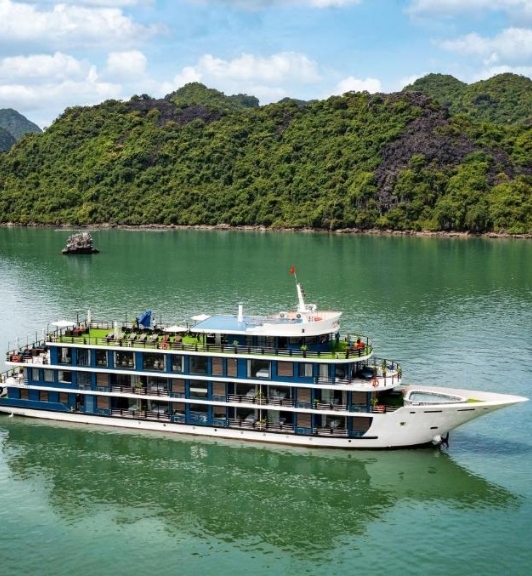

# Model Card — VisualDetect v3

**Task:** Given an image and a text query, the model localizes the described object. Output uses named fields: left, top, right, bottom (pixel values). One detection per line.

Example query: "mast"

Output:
left=296, top=283, right=306, bottom=313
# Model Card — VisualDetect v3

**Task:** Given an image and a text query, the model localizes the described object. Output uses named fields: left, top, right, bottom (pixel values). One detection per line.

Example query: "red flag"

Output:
left=290, top=266, right=296, bottom=275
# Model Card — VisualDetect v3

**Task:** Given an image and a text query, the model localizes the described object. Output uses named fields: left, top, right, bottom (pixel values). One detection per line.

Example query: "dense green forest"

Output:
left=1, top=74, right=531, bottom=234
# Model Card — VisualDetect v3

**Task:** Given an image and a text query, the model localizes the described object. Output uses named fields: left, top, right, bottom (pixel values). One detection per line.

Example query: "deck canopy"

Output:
left=51, top=320, right=76, bottom=328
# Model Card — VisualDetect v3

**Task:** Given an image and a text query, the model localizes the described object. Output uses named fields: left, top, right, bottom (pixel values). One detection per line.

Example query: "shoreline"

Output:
left=1, top=221, right=530, bottom=239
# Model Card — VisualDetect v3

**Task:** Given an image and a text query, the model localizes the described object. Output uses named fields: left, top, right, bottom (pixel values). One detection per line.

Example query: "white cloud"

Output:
left=0, top=52, right=88, bottom=81
left=472, top=64, right=532, bottom=81
left=167, top=51, right=320, bottom=89
left=0, top=50, right=124, bottom=127
left=407, top=0, right=532, bottom=22
left=21, top=1, right=150, bottom=6
left=0, top=0, right=161, bottom=49
left=103, top=50, right=147, bottom=81
left=190, top=0, right=361, bottom=8
left=332, top=75, right=381, bottom=95
left=169, top=66, right=203, bottom=88
left=439, top=27, right=532, bottom=63
left=308, top=0, right=361, bottom=6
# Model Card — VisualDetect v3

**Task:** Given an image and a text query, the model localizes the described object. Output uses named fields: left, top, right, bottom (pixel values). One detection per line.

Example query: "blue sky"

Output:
left=1, top=0, right=532, bottom=128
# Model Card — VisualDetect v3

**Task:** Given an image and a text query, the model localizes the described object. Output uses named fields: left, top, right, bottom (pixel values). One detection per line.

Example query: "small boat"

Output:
left=0, top=275, right=527, bottom=449
left=62, top=232, right=99, bottom=254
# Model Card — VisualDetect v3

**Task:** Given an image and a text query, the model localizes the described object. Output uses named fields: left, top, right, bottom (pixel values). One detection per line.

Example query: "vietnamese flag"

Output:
left=290, top=266, right=296, bottom=275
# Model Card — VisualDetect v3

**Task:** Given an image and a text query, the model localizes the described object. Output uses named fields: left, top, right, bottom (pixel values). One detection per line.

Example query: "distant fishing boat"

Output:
left=62, top=232, right=99, bottom=254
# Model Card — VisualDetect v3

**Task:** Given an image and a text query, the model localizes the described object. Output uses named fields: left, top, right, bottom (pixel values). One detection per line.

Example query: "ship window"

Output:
left=20, top=389, right=29, bottom=400
left=39, top=390, right=49, bottom=402
left=189, top=382, right=208, bottom=399
left=59, top=371, right=72, bottom=383
left=59, top=347, right=72, bottom=364
left=171, top=379, right=186, bottom=396
left=248, top=360, right=270, bottom=378
left=77, top=372, right=91, bottom=387
left=148, top=377, right=168, bottom=394
left=278, top=362, right=294, bottom=377
left=143, top=352, right=164, bottom=371
left=115, top=351, right=134, bottom=368
left=190, top=356, right=207, bottom=374
left=227, top=358, right=237, bottom=377
left=96, top=396, right=109, bottom=410
left=116, top=373, right=133, bottom=388
left=298, top=363, right=313, bottom=377
left=171, top=355, right=184, bottom=373
left=76, top=348, right=89, bottom=366
left=44, top=369, right=54, bottom=382
left=212, top=357, right=223, bottom=376
left=96, top=350, right=108, bottom=366
left=31, top=368, right=40, bottom=381
left=96, top=373, right=109, bottom=386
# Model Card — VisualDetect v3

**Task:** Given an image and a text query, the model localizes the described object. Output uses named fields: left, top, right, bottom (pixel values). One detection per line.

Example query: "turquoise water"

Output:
left=0, top=229, right=531, bottom=575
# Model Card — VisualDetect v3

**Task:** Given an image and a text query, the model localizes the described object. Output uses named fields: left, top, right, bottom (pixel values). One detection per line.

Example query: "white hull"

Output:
left=0, top=385, right=525, bottom=449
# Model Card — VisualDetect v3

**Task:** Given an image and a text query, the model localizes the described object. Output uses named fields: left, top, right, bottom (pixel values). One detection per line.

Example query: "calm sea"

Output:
left=0, top=228, right=531, bottom=576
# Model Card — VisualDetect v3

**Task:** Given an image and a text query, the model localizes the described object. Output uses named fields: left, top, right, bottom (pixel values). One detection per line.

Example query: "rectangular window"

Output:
left=171, top=402, right=185, bottom=419
left=278, top=362, right=294, bottom=377
left=117, top=373, right=134, bottom=388
left=227, top=358, right=237, bottom=377
left=20, top=389, right=29, bottom=400
left=59, top=347, right=72, bottom=364
left=171, top=379, right=186, bottom=397
left=143, top=352, right=164, bottom=371
left=212, top=381, right=226, bottom=399
left=189, top=381, right=208, bottom=399
left=96, top=373, right=108, bottom=386
left=148, top=377, right=168, bottom=394
left=298, top=363, right=313, bottom=377
left=39, top=390, right=49, bottom=402
left=115, top=351, right=134, bottom=368
left=171, top=355, right=184, bottom=373
left=44, top=369, right=54, bottom=382
left=248, top=360, right=270, bottom=379
left=76, top=348, right=89, bottom=366
left=31, top=368, right=40, bottom=381
left=190, top=356, right=207, bottom=374
left=96, top=396, right=109, bottom=410
left=77, top=372, right=91, bottom=387
left=59, top=392, right=69, bottom=403
left=59, top=371, right=72, bottom=383
left=96, top=349, right=108, bottom=366
left=211, top=357, right=223, bottom=376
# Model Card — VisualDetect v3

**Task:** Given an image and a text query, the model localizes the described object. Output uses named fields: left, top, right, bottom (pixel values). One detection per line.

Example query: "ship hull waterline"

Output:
left=0, top=385, right=525, bottom=450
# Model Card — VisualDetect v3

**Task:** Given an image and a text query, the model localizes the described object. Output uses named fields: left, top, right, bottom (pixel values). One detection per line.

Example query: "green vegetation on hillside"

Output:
left=0, top=108, right=42, bottom=145
left=0, top=77, right=531, bottom=234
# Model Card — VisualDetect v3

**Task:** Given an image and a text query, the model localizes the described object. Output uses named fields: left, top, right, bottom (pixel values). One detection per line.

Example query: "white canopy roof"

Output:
left=51, top=320, right=76, bottom=328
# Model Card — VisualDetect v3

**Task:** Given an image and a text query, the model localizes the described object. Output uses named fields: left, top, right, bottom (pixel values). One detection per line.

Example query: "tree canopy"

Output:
left=0, top=76, right=531, bottom=234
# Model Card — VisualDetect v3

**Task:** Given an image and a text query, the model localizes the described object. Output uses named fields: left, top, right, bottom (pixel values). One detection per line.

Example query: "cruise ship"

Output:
left=0, top=279, right=527, bottom=448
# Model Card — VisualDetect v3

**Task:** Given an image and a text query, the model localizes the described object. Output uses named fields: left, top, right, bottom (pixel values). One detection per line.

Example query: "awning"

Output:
left=191, top=314, right=210, bottom=322
left=163, top=325, right=188, bottom=333
left=51, top=320, right=76, bottom=328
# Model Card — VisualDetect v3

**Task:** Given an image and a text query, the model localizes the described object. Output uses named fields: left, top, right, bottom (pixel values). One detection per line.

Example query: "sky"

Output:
left=1, top=0, right=532, bottom=129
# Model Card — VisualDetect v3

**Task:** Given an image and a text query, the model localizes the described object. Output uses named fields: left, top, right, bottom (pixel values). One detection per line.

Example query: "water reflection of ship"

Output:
left=0, top=420, right=517, bottom=556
